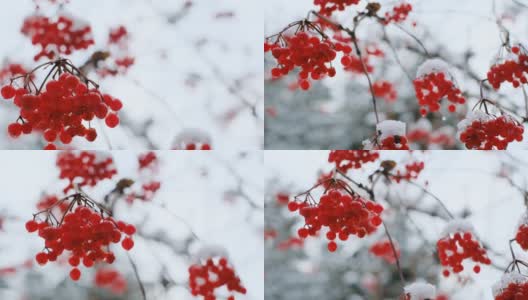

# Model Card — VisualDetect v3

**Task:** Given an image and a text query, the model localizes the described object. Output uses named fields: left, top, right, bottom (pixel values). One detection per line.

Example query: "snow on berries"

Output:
left=414, top=59, right=466, bottom=115
left=1, top=60, right=123, bottom=147
left=383, top=2, right=413, bottom=25
left=403, top=282, right=436, bottom=300
left=364, top=120, right=409, bottom=150
left=172, top=128, right=212, bottom=150
left=492, top=272, right=528, bottom=300
left=487, top=46, right=528, bottom=89
left=21, top=14, right=94, bottom=61
left=515, top=212, right=528, bottom=250
left=56, top=151, right=117, bottom=193
left=314, top=0, right=360, bottom=16
left=289, top=189, right=383, bottom=252
left=369, top=240, right=400, bottom=264
left=94, top=268, right=128, bottom=295
left=97, top=25, right=135, bottom=78
left=436, top=219, right=491, bottom=277
left=188, top=250, right=247, bottom=300
left=266, top=30, right=341, bottom=91
left=457, top=111, right=524, bottom=150
left=392, top=161, right=425, bottom=183
left=26, top=194, right=136, bottom=281
left=327, top=150, right=379, bottom=173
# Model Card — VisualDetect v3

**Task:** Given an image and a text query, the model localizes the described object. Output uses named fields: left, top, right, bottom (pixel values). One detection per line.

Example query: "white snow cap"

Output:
left=492, top=272, right=528, bottom=297
left=456, top=111, right=492, bottom=135
left=376, top=120, right=406, bottom=140
left=416, top=58, right=451, bottom=78
left=172, top=128, right=212, bottom=148
left=517, top=212, right=528, bottom=228
left=193, top=244, right=229, bottom=262
left=440, top=219, right=475, bottom=238
left=404, top=281, right=436, bottom=300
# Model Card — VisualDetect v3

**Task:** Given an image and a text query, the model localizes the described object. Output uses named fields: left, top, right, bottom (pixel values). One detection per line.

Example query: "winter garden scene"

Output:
left=0, top=0, right=262, bottom=149
left=265, top=150, right=528, bottom=299
left=0, top=150, right=263, bottom=300
left=264, top=0, right=528, bottom=150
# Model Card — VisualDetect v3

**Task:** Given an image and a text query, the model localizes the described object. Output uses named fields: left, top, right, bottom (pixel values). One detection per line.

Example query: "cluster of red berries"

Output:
left=383, top=2, right=413, bottom=25
left=369, top=240, right=400, bottom=264
left=0, top=63, right=29, bottom=83
left=109, top=26, right=129, bottom=45
left=138, top=151, right=158, bottom=171
left=373, top=80, right=398, bottom=102
left=316, top=171, right=347, bottom=190
left=378, top=135, right=410, bottom=150
left=126, top=181, right=161, bottom=204
left=487, top=46, right=528, bottom=89
left=314, top=0, right=360, bottom=16
left=437, top=231, right=490, bottom=277
left=188, top=257, right=247, bottom=300
left=57, top=151, right=117, bottom=193
left=414, top=72, right=466, bottom=115
left=493, top=274, right=528, bottom=300
left=21, top=14, right=94, bottom=61
left=515, top=223, right=528, bottom=250
left=94, top=268, right=128, bottom=295
left=266, top=32, right=339, bottom=91
left=2, top=72, right=122, bottom=148
left=341, top=55, right=373, bottom=74
left=98, top=26, right=135, bottom=78
left=26, top=205, right=136, bottom=281
left=458, top=115, right=524, bottom=150
left=392, top=161, right=425, bottom=183
left=37, top=194, right=69, bottom=212
left=289, top=190, right=383, bottom=252
left=328, top=150, right=379, bottom=173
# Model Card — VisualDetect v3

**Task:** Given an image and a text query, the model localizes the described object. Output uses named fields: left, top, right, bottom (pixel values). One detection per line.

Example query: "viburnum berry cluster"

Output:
left=289, top=189, right=383, bottom=252
left=392, top=161, right=425, bottom=183
left=188, top=257, right=247, bottom=300
left=436, top=220, right=491, bottom=277
left=314, top=0, right=360, bottom=16
left=21, top=14, right=94, bottom=61
left=457, top=111, right=524, bottom=150
left=372, top=80, right=398, bottom=102
left=515, top=213, right=528, bottom=250
left=383, top=2, right=413, bottom=25
left=138, top=151, right=158, bottom=171
left=98, top=26, right=135, bottom=78
left=369, top=240, right=400, bottom=264
left=364, top=120, right=409, bottom=150
left=0, top=63, right=29, bottom=83
left=25, top=193, right=136, bottom=281
left=413, top=59, right=466, bottom=116
left=56, top=151, right=117, bottom=193
left=1, top=59, right=123, bottom=148
left=328, top=150, right=379, bottom=173
left=126, top=152, right=161, bottom=204
left=266, top=30, right=340, bottom=91
left=341, top=45, right=383, bottom=74
left=487, top=46, right=528, bottom=89
left=492, top=272, right=528, bottom=300
left=94, top=268, right=128, bottom=295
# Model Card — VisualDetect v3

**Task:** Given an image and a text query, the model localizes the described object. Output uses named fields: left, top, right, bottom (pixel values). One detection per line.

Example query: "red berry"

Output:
left=7, top=123, right=22, bottom=138
left=105, top=113, right=120, bottom=128
left=70, top=268, right=81, bottom=281
left=328, top=241, right=337, bottom=252
left=35, top=252, right=48, bottom=265
left=1, top=85, right=16, bottom=99
left=25, top=220, right=39, bottom=232
left=121, top=237, right=134, bottom=250
left=86, top=128, right=97, bottom=142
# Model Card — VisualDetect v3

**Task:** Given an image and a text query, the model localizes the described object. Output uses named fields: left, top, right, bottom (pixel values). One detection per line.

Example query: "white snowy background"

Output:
left=0, top=150, right=264, bottom=300
left=0, top=0, right=263, bottom=149
left=265, top=150, right=528, bottom=299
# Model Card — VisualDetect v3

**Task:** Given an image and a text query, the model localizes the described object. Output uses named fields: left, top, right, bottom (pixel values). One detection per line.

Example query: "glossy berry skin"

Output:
left=414, top=72, right=465, bottom=115
left=25, top=220, right=39, bottom=232
left=289, top=189, right=384, bottom=252
left=1, top=85, right=16, bottom=99
left=437, top=231, right=490, bottom=277
left=266, top=32, right=342, bottom=91
left=459, top=116, right=524, bottom=150
left=328, top=150, right=379, bottom=173
left=27, top=205, right=136, bottom=281
left=515, top=224, right=528, bottom=250
left=188, top=257, right=247, bottom=300
left=0, top=73, right=123, bottom=146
